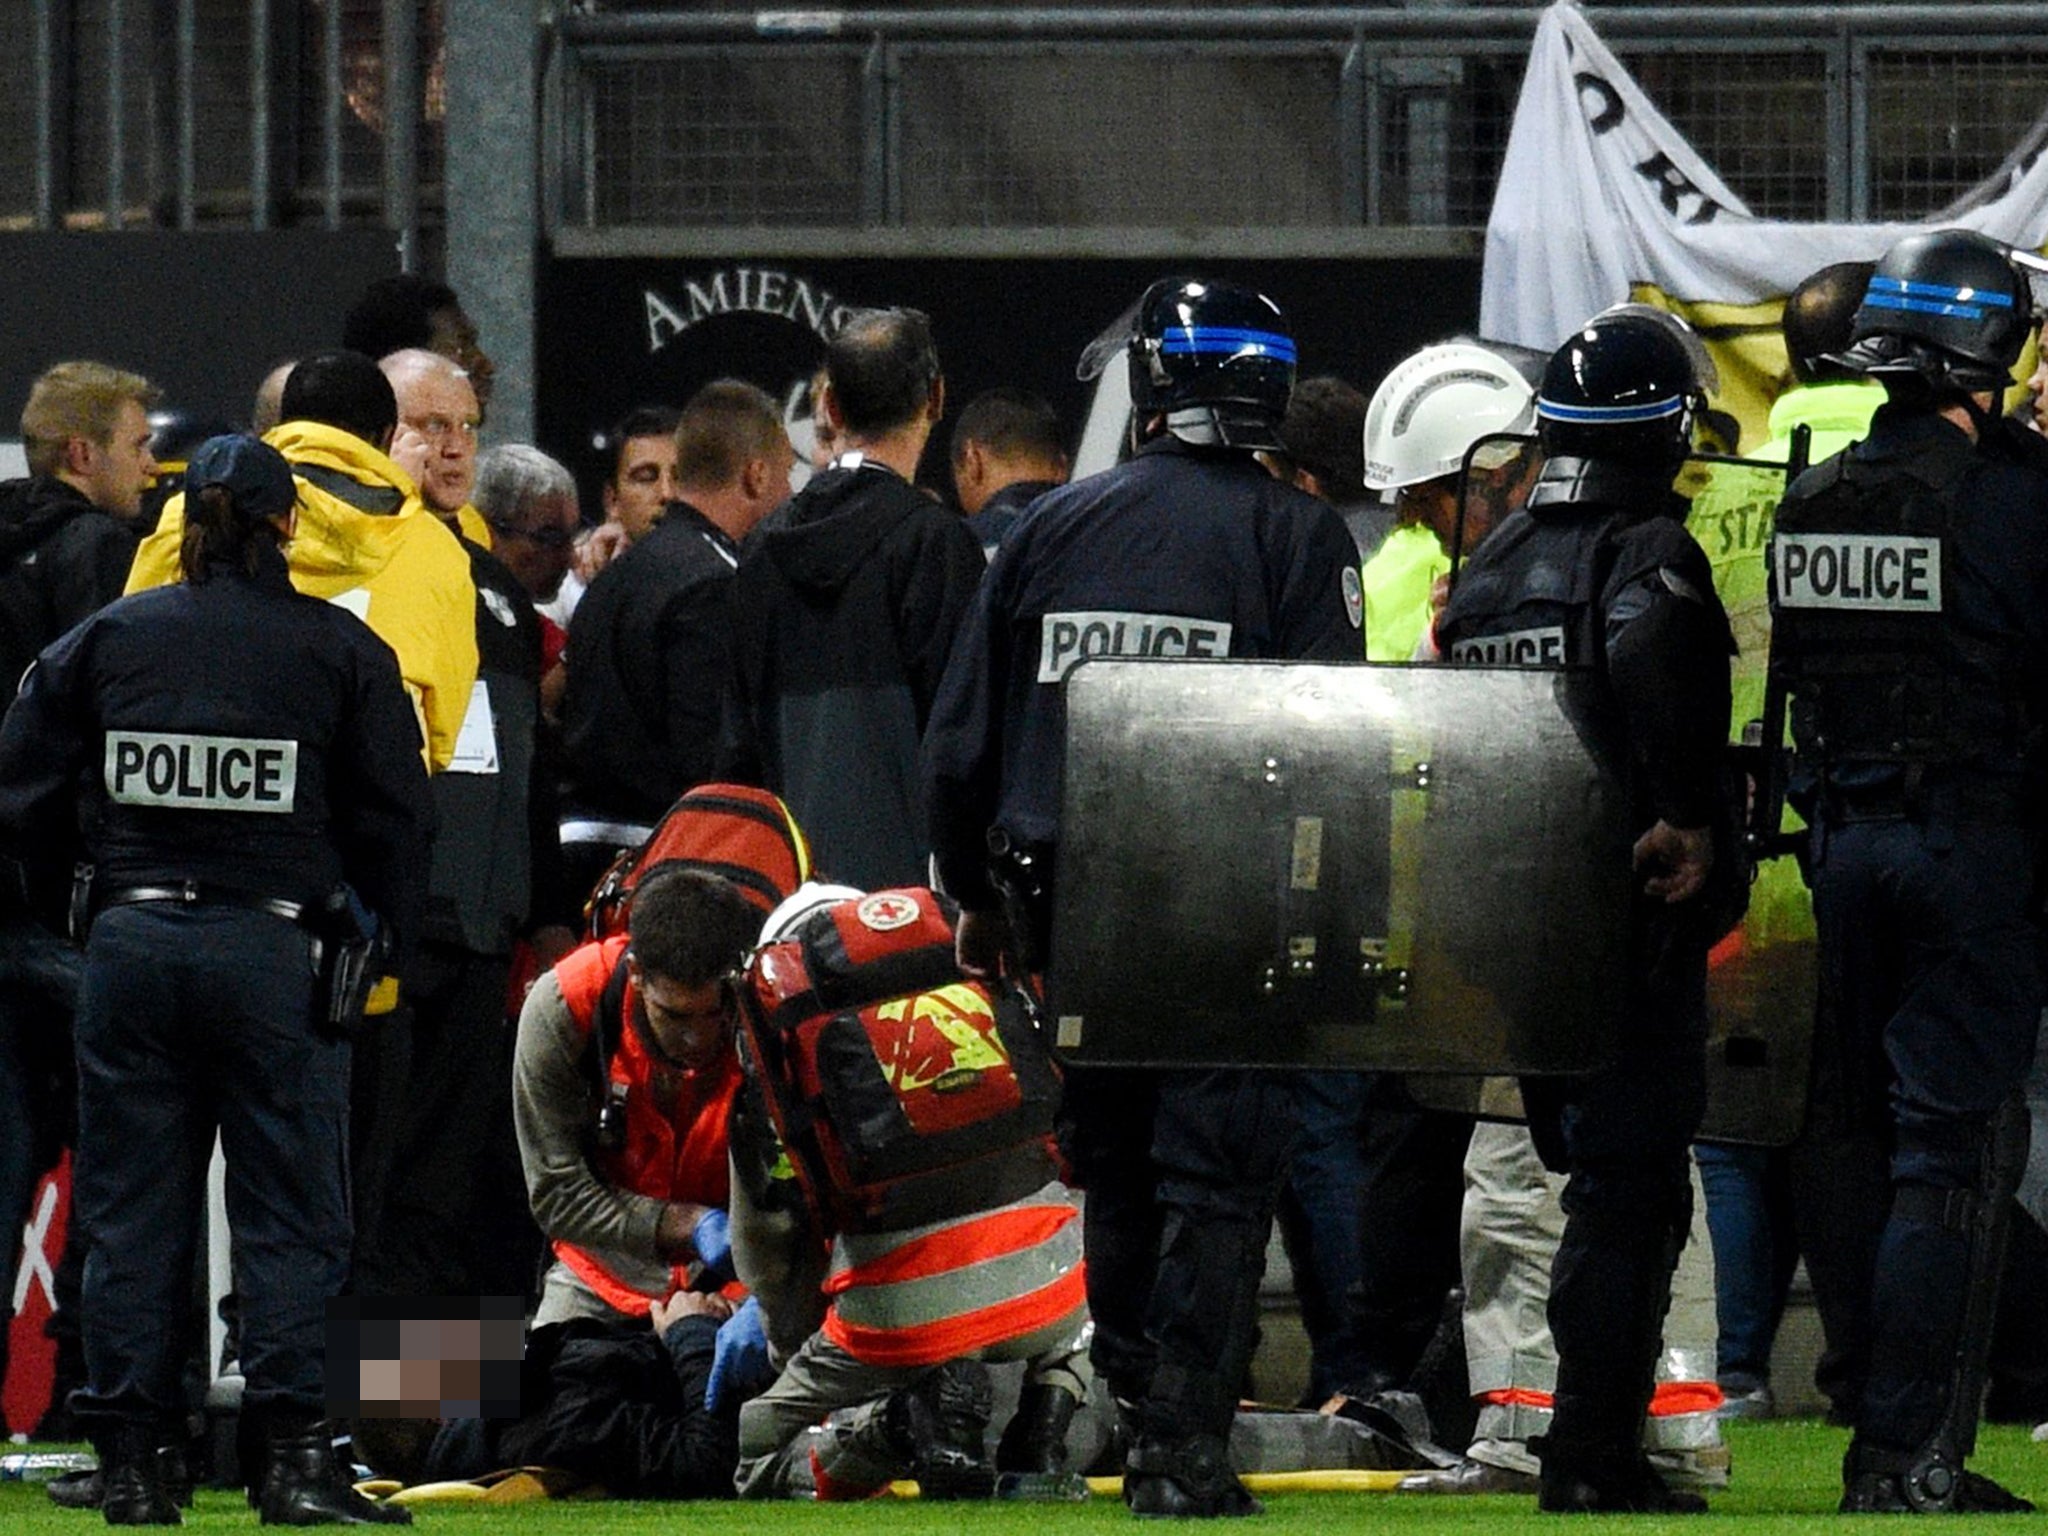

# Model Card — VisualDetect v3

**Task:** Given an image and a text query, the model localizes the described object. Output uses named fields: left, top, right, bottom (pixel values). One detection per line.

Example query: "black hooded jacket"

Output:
left=718, top=460, right=985, bottom=890
left=0, top=477, right=137, bottom=705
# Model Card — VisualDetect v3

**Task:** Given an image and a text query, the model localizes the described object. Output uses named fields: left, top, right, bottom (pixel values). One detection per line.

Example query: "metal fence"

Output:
left=5, top=5, right=2045, bottom=247
left=1, top=0, right=437, bottom=250
left=549, top=5, right=2048, bottom=243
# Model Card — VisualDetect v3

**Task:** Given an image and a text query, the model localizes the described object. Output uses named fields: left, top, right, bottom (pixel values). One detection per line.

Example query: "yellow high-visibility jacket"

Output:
left=128, top=420, right=479, bottom=773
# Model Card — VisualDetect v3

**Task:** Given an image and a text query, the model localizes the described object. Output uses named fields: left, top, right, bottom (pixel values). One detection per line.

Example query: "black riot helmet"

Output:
left=1534, top=312, right=1704, bottom=470
left=1081, top=277, right=1296, bottom=452
left=1832, top=228, right=2030, bottom=395
left=140, top=408, right=235, bottom=532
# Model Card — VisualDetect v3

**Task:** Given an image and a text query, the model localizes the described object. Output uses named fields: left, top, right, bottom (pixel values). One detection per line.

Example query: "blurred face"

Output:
left=492, top=491, right=580, bottom=602
left=630, top=964, right=730, bottom=1073
left=391, top=369, right=481, bottom=516
left=604, top=434, right=679, bottom=542
left=77, top=399, right=158, bottom=520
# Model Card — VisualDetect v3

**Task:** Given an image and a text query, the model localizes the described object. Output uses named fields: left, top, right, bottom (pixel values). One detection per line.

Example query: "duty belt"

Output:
left=97, top=880, right=311, bottom=927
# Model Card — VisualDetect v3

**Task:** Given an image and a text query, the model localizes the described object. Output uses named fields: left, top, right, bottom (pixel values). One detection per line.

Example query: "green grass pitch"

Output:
left=5, top=1421, right=2044, bottom=1533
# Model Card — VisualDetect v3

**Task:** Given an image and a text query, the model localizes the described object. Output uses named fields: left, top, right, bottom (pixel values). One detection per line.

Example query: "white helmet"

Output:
left=1361, top=342, right=1536, bottom=493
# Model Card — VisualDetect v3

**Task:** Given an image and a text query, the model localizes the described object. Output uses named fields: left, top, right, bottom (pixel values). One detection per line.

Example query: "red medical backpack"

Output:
left=734, top=887, right=1061, bottom=1233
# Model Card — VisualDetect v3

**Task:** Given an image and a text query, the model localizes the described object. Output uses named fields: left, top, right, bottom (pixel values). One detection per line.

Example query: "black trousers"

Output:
left=1061, top=1065, right=1300, bottom=1443
left=71, top=904, right=349, bottom=1426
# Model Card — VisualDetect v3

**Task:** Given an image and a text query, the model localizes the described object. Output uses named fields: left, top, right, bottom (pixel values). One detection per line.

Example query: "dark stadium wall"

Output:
left=537, top=255, right=1485, bottom=509
left=0, top=232, right=402, bottom=436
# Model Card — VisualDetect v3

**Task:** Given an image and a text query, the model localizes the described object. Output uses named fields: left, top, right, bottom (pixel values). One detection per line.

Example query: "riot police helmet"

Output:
left=1534, top=311, right=1706, bottom=469
left=141, top=408, right=236, bottom=527
left=1081, top=277, right=1296, bottom=452
left=1362, top=342, right=1535, bottom=494
left=1833, top=228, right=2030, bottom=394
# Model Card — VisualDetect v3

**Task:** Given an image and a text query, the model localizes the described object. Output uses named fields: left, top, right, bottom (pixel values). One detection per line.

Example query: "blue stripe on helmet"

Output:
left=1159, top=327, right=1298, bottom=363
left=1870, top=275, right=2015, bottom=310
left=1862, top=292, right=1998, bottom=322
left=1535, top=395, right=1684, bottom=424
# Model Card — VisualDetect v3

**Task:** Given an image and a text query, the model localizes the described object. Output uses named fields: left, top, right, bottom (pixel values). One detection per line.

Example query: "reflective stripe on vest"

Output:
left=818, top=1193, right=1086, bottom=1367
left=547, top=935, right=740, bottom=1314
left=552, top=1239, right=689, bottom=1316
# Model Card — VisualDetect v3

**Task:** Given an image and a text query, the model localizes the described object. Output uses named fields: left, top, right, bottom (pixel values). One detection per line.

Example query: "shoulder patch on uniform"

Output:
left=1657, top=566, right=1707, bottom=606
left=1341, top=565, right=1363, bottom=631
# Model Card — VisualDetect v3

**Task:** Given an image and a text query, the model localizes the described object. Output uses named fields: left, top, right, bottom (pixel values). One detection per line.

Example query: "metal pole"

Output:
left=324, top=0, right=343, bottom=228
left=33, top=0, right=55, bottom=228
left=251, top=0, right=272, bottom=229
left=384, top=0, right=419, bottom=269
left=106, top=0, right=125, bottom=228
left=176, top=0, right=195, bottom=229
left=555, top=5, right=2048, bottom=45
left=1823, top=25, right=1849, bottom=223
left=1847, top=35, right=1870, bottom=221
left=860, top=36, right=887, bottom=224
left=1338, top=35, right=1364, bottom=226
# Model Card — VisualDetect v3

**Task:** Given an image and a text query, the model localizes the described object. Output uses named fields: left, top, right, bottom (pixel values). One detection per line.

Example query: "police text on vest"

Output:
left=1772, top=534, right=1941, bottom=612
left=1448, top=626, right=1567, bottom=666
left=1038, top=611, right=1234, bottom=682
left=104, top=731, right=299, bottom=813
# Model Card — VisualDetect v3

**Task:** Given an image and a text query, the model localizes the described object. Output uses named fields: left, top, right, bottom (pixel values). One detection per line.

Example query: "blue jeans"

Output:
left=1694, top=1140, right=1796, bottom=1386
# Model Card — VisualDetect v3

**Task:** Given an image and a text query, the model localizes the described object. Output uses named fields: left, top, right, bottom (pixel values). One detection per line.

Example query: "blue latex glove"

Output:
left=691, top=1208, right=735, bottom=1286
left=706, top=1296, right=773, bottom=1412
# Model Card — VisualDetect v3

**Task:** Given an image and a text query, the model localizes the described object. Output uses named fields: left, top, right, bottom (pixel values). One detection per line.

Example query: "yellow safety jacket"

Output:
left=1686, top=379, right=1883, bottom=949
left=1360, top=521, right=1450, bottom=663
left=128, top=420, right=479, bottom=774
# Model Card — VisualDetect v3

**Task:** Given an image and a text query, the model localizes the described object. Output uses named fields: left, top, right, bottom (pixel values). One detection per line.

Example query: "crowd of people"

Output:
left=0, top=241, right=2045, bottom=1526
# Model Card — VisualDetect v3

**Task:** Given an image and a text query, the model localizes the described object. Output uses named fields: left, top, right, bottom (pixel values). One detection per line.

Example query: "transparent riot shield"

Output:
left=1046, top=659, right=1633, bottom=1072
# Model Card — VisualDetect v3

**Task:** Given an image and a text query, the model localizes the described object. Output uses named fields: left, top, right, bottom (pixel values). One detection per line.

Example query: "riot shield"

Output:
left=1046, top=660, right=1632, bottom=1072
left=1410, top=439, right=1823, bottom=1142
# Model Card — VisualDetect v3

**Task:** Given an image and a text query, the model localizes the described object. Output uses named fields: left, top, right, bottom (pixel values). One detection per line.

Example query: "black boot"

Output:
left=258, top=1419, right=412, bottom=1526
left=97, top=1424, right=182, bottom=1527
left=53, top=1437, right=195, bottom=1513
left=1534, top=1438, right=1707, bottom=1515
left=1839, top=1437, right=2035, bottom=1514
left=995, top=1382, right=1087, bottom=1500
left=882, top=1361, right=996, bottom=1501
left=1124, top=1434, right=1261, bottom=1519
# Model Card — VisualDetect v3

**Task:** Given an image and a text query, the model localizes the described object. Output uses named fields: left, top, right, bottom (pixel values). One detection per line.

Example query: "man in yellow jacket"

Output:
left=128, top=350, right=477, bottom=772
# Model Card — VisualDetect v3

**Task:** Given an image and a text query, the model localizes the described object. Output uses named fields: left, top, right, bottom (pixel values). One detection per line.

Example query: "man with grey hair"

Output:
left=475, top=444, right=581, bottom=608
left=381, top=348, right=490, bottom=548
left=354, top=412, right=580, bottom=1303
left=475, top=444, right=581, bottom=726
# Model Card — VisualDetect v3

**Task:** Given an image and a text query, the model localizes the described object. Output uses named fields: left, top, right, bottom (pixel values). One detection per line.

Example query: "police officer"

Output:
left=1768, top=229, right=2048, bottom=1514
left=923, top=277, right=1361, bottom=1517
left=0, top=435, right=431, bottom=1527
left=1435, top=310, right=1733, bottom=1514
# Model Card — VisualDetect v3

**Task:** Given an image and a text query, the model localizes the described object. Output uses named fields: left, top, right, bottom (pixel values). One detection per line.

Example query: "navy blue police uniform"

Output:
left=1436, top=454, right=1732, bottom=1477
left=925, top=430, right=1361, bottom=1498
left=1772, top=403, right=2048, bottom=1478
left=1433, top=308, right=1734, bottom=1514
left=0, top=487, right=431, bottom=1480
left=1762, top=230, right=2048, bottom=1513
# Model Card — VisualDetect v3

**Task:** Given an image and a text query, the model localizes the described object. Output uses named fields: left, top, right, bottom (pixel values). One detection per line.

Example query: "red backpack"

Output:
left=735, top=887, right=1062, bottom=1233
left=586, top=783, right=811, bottom=936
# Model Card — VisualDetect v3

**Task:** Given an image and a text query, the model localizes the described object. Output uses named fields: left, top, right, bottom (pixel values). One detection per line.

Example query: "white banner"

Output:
left=1481, top=3, right=2048, bottom=360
